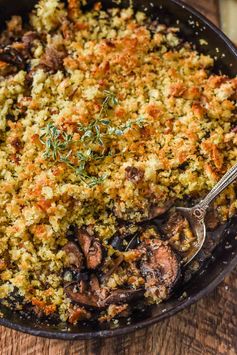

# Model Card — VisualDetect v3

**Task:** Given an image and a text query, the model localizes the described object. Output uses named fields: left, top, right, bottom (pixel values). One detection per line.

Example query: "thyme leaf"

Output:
left=40, top=123, right=72, bottom=160
left=107, top=117, right=145, bottom=136
left=99, top=90, right=118, bottom=117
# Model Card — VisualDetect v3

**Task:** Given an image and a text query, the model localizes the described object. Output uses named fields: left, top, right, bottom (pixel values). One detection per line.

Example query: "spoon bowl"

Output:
left=176, top=206, right=206, bottom=265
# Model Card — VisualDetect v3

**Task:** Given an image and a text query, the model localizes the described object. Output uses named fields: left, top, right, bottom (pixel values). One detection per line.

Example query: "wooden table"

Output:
left=1, top=1, right=236, bottom=354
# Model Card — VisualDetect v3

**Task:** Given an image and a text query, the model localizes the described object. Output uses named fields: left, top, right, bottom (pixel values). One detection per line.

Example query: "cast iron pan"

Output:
left=0, top=0, right=237, bottom=340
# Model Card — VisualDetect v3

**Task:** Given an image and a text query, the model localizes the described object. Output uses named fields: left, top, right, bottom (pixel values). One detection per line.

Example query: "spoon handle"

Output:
left=199, top=161, right=237, bottom=209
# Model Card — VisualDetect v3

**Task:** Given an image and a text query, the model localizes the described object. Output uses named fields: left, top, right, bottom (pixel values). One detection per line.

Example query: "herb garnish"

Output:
left=40, top=90, right=146, bottom=187
left=78, top=118, right=110, bottom=146
left=99, top=90, right=118, bottom=117
left=77, top=90, right=118, bottom=145
left=60, top=149, right=107, bottom=186
left=40, top=123, right=72, bottom=160
left=107, top=116, right=145, bottom=136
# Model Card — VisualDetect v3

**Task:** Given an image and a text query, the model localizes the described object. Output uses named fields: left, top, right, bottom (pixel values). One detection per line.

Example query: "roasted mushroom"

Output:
left=64, top=283, right=99, bottom=308
left=0, top=46, right=26, bottom=70
left=22, top=31, right=40, bottom=48
left=63, top=242, right=83, bottom=270
left=65, top=274, right=143, bottom=309
left=140, top=238, right=180, bottom=300
left=125, top=166, right=144, bottom=183
left=100, top=288, right=144, bottom=307
left=38, top=46, right=67, bottom=73
left=110, top=235, right=124, bottom=251
left=77, top=229, right=103, bottom=269
left=160, top=211, right=185, bottom=238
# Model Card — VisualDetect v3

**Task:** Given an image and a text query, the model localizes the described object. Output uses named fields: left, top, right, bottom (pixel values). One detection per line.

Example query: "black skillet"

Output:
left=0, top=0, right=236, bottom=340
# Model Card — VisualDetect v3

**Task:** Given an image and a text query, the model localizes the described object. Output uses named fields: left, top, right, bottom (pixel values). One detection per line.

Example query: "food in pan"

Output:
left=0, top=0, right=236, bottom=324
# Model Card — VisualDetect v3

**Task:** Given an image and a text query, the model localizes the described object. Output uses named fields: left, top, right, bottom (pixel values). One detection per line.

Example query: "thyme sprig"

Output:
left=78, top=118, right=110, bottom=146
left=40, top=123, right=72, bottom=160
left=107, top=117, right=145, bottom=136
left=40, top=90, right=146, bottom=188
left=78, top=90, right=118, bottom=145
left=60, top=149, right=107, bottom=187
left=40, top=125, right=107, bottom=187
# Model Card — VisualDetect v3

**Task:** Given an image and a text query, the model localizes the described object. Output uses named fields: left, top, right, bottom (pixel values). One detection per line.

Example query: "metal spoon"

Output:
left=176, top=162, right=237, bottom=265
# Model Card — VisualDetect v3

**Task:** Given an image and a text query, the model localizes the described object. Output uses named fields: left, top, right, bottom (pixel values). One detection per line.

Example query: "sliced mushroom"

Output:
left=89, top=274, right=101, bottom=296
left=100, top=288, right=144, bottom=307
left=63, top=242, right=83, bottom=270
left=140, top=238, right=179, bottom=299
left=0, top=46, right=26, bottom=70
left=161, top=211, right=185, bottom=238
left=65, top=275, right=143, bottom=309
left=125, top=166, right=144, bottom=183
left=87, top=240, right=103, bottom=269
left=110, top=235, right=124, bottom=251
left=39, top=46, right=66, bottom=73
left=22, top=31, right=41, bottom=55
left=77, top=230, right=103, bottom=269
left=77, top=229, right=91, bottom=255
left=64, top=283, right=99, bottom=308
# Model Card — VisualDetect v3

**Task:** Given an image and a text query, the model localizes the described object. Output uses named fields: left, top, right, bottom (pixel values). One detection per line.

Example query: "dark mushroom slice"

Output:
left=66, top=270, right=90, bottom=283
left=64, top=282, right=99, bottom=308
left=22, top=31, right=41, bottom=55
left=125, top=166, right=144, bottom=183
left=77, top=229, right=103, bottom=269
left=62, top=242, right=83, bottom=269
left=110, top=230, right=141, bottom=252
left=65, top=270, right=143, bottom=309
left=77, top=229, right=91, bottom=254
left=160, top=211, right=185, bottom=238
left=100, top=288, right=144, bottom=307
left=0, top=46, right=26, bottom=70
left=39, top=46, right=67, bottom=73
left=86, top=240, right=103, bottom=270
left=125, top=232, right=141, bottom=250
left=140, top=238, right=180, bottom=300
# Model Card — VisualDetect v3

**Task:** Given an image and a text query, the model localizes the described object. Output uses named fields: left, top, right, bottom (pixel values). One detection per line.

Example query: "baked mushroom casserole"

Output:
left=0, top=0, right=237, bottom=325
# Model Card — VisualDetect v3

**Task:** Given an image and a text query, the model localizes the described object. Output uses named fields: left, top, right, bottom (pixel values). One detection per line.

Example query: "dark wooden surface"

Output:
left=1, top=1, right=236, bottom=355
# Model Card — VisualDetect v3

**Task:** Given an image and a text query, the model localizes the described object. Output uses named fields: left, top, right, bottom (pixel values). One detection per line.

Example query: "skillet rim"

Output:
left=0, top=0, right=237, bottom=340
